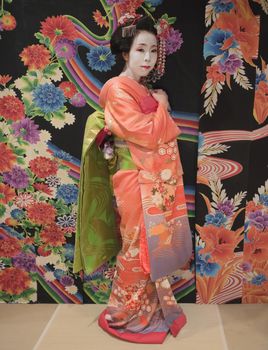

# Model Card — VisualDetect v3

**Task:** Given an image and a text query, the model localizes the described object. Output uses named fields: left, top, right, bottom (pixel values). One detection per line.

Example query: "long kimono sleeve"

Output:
left=104, top=84, right=180, bottom=150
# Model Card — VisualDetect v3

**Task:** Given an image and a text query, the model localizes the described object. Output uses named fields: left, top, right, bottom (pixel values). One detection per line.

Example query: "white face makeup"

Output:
left=122, top=30, right=158, bottom=82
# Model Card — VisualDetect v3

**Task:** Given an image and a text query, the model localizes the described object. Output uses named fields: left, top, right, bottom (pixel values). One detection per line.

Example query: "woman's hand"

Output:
left=151, top=89, right=171, bottom=111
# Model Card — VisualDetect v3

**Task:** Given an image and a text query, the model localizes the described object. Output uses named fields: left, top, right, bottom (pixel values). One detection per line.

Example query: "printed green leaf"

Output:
left=43, top=63, right=60, bottom=77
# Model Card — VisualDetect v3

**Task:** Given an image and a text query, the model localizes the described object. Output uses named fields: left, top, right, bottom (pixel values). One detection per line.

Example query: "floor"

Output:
left=0, top=304, right=267, bottom=350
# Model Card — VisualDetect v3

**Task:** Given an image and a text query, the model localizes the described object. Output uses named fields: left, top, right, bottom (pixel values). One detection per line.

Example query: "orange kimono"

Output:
left=98, top=76, right=192, bottom=344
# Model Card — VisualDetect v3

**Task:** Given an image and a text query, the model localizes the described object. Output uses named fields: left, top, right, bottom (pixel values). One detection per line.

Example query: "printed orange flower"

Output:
left=244, top=226, right=268, bottom=261
left=253, top=81, right=268, bottom=124
left=19, top=44, right=51, bottom=70
left=33, top=183, right=53, bottom=196
left=40, top=15, right=77, bottom=44
left=29, top=156, right=58, bottom=178
left=0, top=237, right=21, bottom=257
left=206, top=64, right=225, bottom=84
left=40, top=223, right=66, bottom=247
left=93, top=10, right=109, bottom=28
left=58, top=81, right=77, bottom=98
left=27, top=202, right=56, bottom=225
left=118, top=0, right=144, bottom=15
left=214, top=12, right=259, bottom=65
left=1, top=14, right=17, bottom=31
left=197, top=224, right=238, bottom=263
left=0, top=75, right=12, bottom=85
left=0, top=267, right=31, bottom=295
left=0, top=143, right=16, bottom=172
left=0, top=95, right=25, bottom=121
left=0, top=183, right=16, bottom=204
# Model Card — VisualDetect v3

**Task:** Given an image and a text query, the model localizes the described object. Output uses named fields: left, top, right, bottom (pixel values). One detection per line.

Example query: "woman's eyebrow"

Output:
left=136, top=43, right=157, bottom=47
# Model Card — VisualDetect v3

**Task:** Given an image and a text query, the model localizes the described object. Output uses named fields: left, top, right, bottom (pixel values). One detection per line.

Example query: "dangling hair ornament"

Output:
left=144, top=36, right=166, bottom=84
left=118, top=13, right=142, bottom=38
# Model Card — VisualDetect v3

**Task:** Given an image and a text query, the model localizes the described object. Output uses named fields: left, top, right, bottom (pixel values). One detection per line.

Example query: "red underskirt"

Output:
left=98, top=309, right=187, bottom=344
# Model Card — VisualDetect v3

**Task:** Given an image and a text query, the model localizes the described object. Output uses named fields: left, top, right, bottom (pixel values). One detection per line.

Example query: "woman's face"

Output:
left=123, top=30, right=158, bottom=81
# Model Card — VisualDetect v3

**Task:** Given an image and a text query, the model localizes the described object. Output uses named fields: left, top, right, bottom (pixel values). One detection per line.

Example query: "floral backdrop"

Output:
left=0, top=0, right=267, bottom=304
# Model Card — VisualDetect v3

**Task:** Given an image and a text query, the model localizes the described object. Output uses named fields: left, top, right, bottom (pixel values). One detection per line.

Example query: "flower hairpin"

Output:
left=118, top=13, right=143, bottom=38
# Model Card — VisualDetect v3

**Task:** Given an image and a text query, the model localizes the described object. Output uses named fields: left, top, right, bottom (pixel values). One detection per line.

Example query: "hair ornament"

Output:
left=118, top=12, right=143, bottom=38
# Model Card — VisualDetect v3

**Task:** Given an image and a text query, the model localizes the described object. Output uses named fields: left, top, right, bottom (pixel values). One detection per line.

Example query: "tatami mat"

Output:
left=0, top=304, right=268, bottom=350
left=0, top=304, right=58, bottom=350
left=33, top=304, right=225, bottom=350
left=218, top=304, right=268, bottom=350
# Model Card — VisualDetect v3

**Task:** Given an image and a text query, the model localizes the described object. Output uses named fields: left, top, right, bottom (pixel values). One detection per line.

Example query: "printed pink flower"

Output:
left=29, top=156, right=58, bottom=178
left=0, top=267, right=31, bottom=295
left=40, top=223, right=66, bottom=247
left=0, top=237, right=21, bottom=257
left=0, top=95, right=25, bottom=121
left=27, top=202, right=56, bottom=225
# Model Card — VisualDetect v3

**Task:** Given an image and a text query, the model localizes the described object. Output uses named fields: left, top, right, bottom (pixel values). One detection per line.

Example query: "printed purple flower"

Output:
left=241, top=261, right=252, bottom=272
left=12, top=252, right=36, bottom=272
left=165, top=28, right=183, bottom=55
left=12, top=118, right=40, bottom=144
left=3, top=166, right=29, bottom=189
left=60, top=275, right=74, bottom=286
left=70, top=92, right=86, bottom=107
left=248, top=210, right=268, bottom=230
left=103, top=141, right=114, bottom=160
left=55, top=38, right=76, bottom=59
left=217, top=200, right=234, bottom=217
left=106, top=0, right=123, bottom=5
left=219, top=54, right=242, bottom=74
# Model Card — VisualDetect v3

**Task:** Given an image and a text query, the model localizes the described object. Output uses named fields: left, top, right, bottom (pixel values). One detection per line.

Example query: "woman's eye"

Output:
left=137, top=48, right=144, bottom=52
left=151, top=49, right=157, bottom=53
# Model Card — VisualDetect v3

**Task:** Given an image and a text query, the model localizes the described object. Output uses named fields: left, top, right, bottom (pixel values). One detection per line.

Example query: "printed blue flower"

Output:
left=260, top=194, right=268, bottom=206
left=87, top=46, right=116, bottom=72
left=54, top=269, right=65, bottom=280
left=212, top=0, right=234, bottom=14
left=198, top=133, right=205, bottom=152
left=256, top=72, right=267, bottom=87
left=146, top=0, right=163, bottom=6
left=205, top=211, right=227, bottom=227
left=56, top=184, right=78, bottom=204
left=204, top=29, right=237, bottom=59
left=196, top=247, right=221, bottom=277
left=33, top=83, right=66, bottom=114
left=11, top=209, right=25, bottom=220
left=63, top=243, right=74, bottom=261
left=54, top=150, right=73, bottom=161
left=251, top=273, right=267, bottom=286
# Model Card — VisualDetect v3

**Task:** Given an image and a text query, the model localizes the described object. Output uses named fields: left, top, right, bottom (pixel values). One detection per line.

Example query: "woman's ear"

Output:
left=122, top=52, right=129, bottom=62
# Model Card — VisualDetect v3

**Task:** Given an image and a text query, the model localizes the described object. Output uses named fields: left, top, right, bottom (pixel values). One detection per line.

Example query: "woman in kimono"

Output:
left=74, top=15, right=192, bottom=344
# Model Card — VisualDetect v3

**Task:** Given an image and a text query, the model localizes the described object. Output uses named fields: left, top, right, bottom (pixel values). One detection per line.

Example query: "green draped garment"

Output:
left=73, top=111, right=120, bottom=274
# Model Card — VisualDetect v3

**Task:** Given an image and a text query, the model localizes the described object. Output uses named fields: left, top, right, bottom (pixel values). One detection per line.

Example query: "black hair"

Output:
left=110, top=16, right=157, bottom=58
